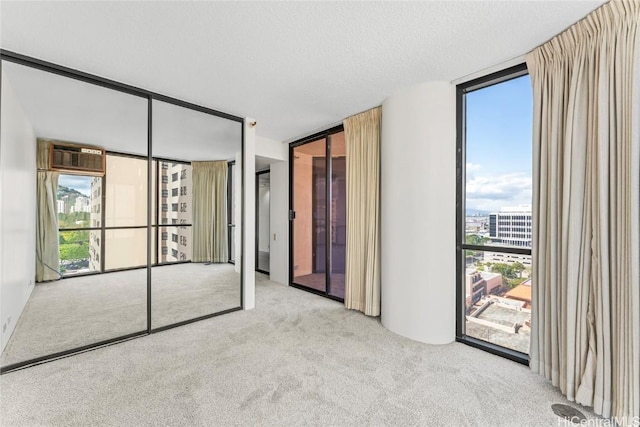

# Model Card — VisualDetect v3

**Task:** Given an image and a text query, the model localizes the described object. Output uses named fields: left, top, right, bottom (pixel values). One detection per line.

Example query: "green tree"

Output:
left=58, top=211, right=90, bottom=228
left=465, top=234, right=489, bottom=246
left=490, top=262, right=527, bottom=289
left=59, top=242, right=89, bottom=261
left=59, top=230, right=89, bottom=261
left=511, top=262, right=525, bottom=277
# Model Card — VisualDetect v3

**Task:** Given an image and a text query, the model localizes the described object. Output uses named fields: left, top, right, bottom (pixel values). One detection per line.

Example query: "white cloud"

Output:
left=466, top=162, right=482, bottom=172
left=466, top=172, right=531, bottom=213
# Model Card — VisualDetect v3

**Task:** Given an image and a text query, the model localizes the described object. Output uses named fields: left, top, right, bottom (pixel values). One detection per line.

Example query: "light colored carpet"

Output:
left=1, top=263, right=240, bottom=367
left=0, top=273, right=600, bottom=426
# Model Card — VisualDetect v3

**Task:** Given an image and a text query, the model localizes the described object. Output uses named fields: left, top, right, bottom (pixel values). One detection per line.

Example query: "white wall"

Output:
left=255, top=135, right=287, bottom=161
left=0, top=75, right=37, bottom=352
left=253, top=133, right=290, bottom=286
left=269, top=160, right=289, bottom=285
left=380, top=81, right=456, bottom=345
left=234, top=152, right=242, bottom=274
left=258, top=184, right=270, bottom=252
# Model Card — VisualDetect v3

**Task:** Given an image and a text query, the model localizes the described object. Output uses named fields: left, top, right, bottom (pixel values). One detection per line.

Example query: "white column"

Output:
left=243, top=118, right=256, bottom=309
left=380, top=81, right=456, bottom=344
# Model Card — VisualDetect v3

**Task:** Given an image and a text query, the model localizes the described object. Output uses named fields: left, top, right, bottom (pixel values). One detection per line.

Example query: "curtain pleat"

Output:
left=192, top=161, right=228, bottom=263
left=527, top=1, right=640, bottom=424
left=35, top=140, right=60, bottom=282
left=343, top=107, right=381, bottom=316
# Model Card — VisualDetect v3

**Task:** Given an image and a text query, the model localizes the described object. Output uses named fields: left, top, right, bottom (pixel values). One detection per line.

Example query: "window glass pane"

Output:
left=329, top=132, right=346, bottom=299
left=104, top=228, right=147, bottom=270
left=464, top=252, right=532, bottom=354
left=57, top=174, right=100, bottom=229
left=157, top=226, right=191, bottom=263
left=465, top=75, right=532, bottom=249
left=105, top=155, right=148, bottom=227
left=58, top=230, right=100, bottom=275
left=292, top=138, right=327, bottom=292
left=57, top=174, right=102, bottom=276
left=462, top=72, right=532, bottom=356
left=157, top=162, right=192, bottom=226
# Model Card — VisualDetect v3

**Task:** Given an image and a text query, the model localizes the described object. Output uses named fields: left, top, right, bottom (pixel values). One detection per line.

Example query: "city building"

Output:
left=158, top=162, right=192, bottom=263
left=505, top=279, right=532, bottom=309
left=483, top=205, right=532, bottom=267
left=465, top=269, right=502, bottom=308
left=488, top=205, right=532, bottom=248
left=89, top=177, right=101, bottom=272
left=72, top=196, right=91, bottom=213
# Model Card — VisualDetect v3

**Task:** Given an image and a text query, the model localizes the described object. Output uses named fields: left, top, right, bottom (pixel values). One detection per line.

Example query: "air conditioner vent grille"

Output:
left=50, top=143, right=105, bottom=176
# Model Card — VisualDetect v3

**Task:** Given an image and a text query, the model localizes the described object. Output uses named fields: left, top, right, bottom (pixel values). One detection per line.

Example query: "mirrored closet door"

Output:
left=0, top=60, right=149, bottom=368
left=0, top=52, right=244, bottom=372
left=150, top=100, right=242, bottom=330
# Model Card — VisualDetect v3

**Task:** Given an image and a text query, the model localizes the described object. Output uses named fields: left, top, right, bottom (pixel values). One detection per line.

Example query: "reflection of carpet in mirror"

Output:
left=0, top=263, right=241, bottom=367
left=293, top=273, right=344, bottom=299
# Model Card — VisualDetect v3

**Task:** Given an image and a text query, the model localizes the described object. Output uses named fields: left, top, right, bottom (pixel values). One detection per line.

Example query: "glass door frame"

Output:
left=288, top=124, right=344, bottom=302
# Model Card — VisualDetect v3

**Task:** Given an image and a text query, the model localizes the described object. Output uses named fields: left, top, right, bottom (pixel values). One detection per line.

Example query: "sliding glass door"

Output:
left=290, top=128, right=346, bottom=300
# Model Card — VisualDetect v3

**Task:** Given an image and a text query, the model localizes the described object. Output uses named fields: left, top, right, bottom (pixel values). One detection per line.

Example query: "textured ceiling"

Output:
left=0, top=1, right=606, bottom=142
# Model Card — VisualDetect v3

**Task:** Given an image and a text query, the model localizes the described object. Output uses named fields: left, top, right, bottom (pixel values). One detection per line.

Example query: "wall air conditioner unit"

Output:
left=50, top=142, right=106, bottom=176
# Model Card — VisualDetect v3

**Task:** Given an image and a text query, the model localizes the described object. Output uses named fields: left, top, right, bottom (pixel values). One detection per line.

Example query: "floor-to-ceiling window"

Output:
left=290, top=127, right=346, bottom=300
left=457, top=64, right=532, bottom=362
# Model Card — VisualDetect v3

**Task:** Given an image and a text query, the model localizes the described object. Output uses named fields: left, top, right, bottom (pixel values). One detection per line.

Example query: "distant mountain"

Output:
left=57, top=185, right=87, bottom=200
left=466, top=209, right=491, bottom=217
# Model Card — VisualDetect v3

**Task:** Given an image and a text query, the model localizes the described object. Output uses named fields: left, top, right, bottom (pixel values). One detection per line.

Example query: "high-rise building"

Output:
left=73, top=196, right=91, bottom=213
left=484, top=205, right=532, bottom=267
left=158, top=162, right=192, bottom=263
left=488, top=205, right=531, bottom=248
left=89, top=177, right=102, bottom=272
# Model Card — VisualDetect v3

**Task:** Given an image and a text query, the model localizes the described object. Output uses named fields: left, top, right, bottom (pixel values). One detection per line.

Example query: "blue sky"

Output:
left=59, top=175, right=92, bottom=197
left=465, top=75, right=532, bottom=213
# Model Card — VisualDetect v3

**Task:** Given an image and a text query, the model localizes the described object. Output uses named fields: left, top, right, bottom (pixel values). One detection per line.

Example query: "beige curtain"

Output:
left=36, top=140, right=60, bottom=282
left=192, top=161, right=228, bottom=263
left=343, top=107, right=381, bottom=316
left=527, top=1, right=639, bottom=424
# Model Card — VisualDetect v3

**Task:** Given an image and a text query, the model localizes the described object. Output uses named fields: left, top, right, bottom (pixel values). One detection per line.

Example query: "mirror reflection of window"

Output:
left=0, top=56, right=243, bottom=372
left=0, top=60, right=148, bottom=369
left=150, top=99, right=242, bottom=330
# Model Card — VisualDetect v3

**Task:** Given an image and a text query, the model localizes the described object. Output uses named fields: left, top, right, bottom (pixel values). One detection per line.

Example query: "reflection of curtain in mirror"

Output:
left=36, top=140, right=60, bottom=282
left=192, top=161, right=228, bottom=263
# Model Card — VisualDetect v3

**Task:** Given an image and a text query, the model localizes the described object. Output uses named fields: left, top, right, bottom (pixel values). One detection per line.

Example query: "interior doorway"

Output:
left=255, top=170, right=270, bottom=274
